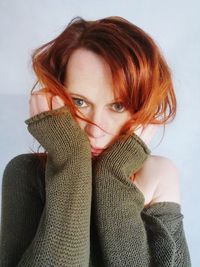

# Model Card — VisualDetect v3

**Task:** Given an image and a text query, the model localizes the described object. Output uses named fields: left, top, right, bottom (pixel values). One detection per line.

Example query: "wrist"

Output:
left=93, top=132, right=151, bottom=179
left=25, top=106, right=92, bottom=163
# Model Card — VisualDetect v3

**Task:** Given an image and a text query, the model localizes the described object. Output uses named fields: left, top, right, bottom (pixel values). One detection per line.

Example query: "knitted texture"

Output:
left=2, top=106, right=92, bottom=266
left=0, top=154, right=46, bottom=266
left=0, top=106, right=191, bottom=266
left=89, top=132, right=191, bottom=266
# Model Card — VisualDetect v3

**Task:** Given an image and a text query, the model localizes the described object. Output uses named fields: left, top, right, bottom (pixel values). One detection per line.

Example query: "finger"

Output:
left=29, top=94, right=49, bottom=117
left=52, top=96, right=65, bottom=110
left=29, top=97, right=34, bottom=117
left=144, top=124, right=159, bottom=137
left=141, top=124, right=159, bottom=145
left=32, top=89, right=54, bottom=110
left=134, top=124, right=143, bottom=137
left=44, top=92, right=53, bottom=110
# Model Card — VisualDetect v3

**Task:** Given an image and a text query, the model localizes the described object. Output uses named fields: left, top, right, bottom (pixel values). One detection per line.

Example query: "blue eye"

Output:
left=72, top=97, right=125, bottom=112
left=72, top=98, right=88, bottom=108
left=112, top=103, right=126, bottom=112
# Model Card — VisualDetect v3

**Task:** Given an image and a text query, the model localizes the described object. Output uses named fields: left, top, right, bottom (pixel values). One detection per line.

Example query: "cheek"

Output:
left=75, top=118, right=85, bottom=131
left=75, top=111, right=131, bottom=136
left=109, top=116, right=129, bottom=135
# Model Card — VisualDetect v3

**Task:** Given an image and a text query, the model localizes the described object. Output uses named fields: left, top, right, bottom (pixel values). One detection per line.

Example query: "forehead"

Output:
left=65, top=48, right=117, bottom=100
left=65, top=49, right=113, bottom=87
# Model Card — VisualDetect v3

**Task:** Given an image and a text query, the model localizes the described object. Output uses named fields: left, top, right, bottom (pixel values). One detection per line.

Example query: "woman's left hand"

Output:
left=29, top=88, right=65, bottom=118
left=134, top=124, right=160, bottom=146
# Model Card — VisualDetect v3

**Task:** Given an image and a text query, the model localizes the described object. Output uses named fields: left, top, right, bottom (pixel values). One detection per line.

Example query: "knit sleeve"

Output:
left=141, top=201, right=191, bottom=266
left=90, top=132, right=191, bottom=267
left=16, top=106, right=92, bottom=266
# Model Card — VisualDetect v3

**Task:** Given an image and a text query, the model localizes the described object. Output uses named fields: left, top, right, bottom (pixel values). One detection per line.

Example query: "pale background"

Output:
left=0, top=0, right=199, bottom=265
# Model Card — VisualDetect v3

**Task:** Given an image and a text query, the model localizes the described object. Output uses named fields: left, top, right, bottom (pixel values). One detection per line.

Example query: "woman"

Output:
left=0, top=16, right=191, bottom=266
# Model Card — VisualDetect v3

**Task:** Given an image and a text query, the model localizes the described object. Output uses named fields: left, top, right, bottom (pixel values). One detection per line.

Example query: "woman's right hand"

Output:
left=29, top=88, right=65, bottom=118
left=26, top=88, right=91, bottom=163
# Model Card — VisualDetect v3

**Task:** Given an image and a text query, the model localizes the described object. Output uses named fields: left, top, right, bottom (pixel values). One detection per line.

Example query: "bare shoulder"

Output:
left=133, top=154, right=181, bottom=207
left=150, top=155, right=181, bottom=205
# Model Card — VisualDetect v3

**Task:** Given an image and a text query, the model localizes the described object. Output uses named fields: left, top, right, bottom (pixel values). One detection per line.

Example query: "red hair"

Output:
left=28, top=16, right=177, bottom=159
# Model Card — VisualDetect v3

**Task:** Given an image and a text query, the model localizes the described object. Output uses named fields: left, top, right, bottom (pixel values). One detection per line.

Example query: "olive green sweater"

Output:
left=0, top=106, right=191, bottom=266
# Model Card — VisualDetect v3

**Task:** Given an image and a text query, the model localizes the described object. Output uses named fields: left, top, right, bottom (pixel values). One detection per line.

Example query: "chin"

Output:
left=92, top=153, right=100, bottom=157
left=91, top=150, right=104, bottom=157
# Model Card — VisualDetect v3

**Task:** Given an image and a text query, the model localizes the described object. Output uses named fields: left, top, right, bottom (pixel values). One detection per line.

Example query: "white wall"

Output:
left=0, top=0, right=199, bottom=265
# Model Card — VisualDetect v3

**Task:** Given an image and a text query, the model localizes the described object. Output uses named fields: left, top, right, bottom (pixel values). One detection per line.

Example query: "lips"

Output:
left=91, top=147, right=103, bottom=153
left=90, top=145, right=104, bottom=154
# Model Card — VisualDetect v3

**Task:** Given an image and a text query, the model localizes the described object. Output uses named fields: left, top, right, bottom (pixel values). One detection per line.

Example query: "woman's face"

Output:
left=64, top=48, right=132, bottom=156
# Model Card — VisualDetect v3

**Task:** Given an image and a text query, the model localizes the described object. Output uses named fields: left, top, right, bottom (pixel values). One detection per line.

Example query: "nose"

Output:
left=85, top=110, right=106, bottom=138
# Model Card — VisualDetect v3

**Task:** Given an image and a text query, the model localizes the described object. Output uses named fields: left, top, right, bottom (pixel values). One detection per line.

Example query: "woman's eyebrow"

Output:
left=69, top=93, right=121, bottom=104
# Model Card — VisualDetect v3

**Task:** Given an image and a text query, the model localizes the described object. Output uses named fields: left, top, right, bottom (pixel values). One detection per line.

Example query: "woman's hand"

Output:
left=26, top=88, right=91, bottom=165
left=134, top=124, right=160, bottom=147
left=29, top=88, right=65, bottom=118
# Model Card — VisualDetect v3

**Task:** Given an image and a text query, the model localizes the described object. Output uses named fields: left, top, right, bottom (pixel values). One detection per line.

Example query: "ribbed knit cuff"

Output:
left=142, top=201, right=181, bottom=216
left=24, top=106, right=91, bottom=165
left=94, top=132, right=151, bottom=182
left=25, top=105, right=71, bottom=125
